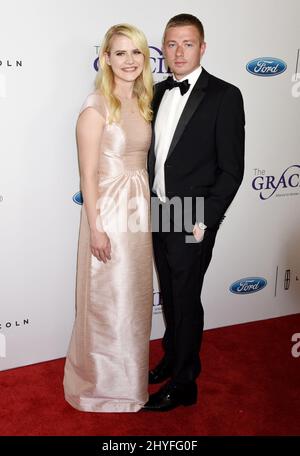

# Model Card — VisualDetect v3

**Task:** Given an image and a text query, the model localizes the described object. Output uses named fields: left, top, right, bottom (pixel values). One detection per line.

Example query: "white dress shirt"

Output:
left=152, top=65, right=202, bottom=201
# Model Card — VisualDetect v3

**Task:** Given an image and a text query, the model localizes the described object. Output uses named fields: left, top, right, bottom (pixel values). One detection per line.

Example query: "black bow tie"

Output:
left=165, top=76, right=190, bottom=95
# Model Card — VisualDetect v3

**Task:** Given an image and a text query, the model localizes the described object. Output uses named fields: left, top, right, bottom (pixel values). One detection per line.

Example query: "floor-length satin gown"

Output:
left=63, top=92, right=153, bottom=412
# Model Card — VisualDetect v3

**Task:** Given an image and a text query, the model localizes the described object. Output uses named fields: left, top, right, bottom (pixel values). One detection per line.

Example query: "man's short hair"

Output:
left=164, top=13, right=205, bottom=43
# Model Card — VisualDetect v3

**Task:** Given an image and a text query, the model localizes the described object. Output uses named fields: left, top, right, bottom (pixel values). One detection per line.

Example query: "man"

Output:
left=144, top=14, right=245, bottom=411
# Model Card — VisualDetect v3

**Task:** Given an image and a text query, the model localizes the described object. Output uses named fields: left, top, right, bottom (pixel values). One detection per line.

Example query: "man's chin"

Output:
left=171, top=68, right=188, bottom=79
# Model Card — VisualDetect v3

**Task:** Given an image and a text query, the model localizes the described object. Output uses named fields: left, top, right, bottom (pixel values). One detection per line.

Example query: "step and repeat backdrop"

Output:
left=0, top=0, right=299, bottom=370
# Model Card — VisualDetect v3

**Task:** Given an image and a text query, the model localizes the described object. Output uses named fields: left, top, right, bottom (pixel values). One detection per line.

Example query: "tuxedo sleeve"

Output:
left=204, top=85, right=245, bottom=229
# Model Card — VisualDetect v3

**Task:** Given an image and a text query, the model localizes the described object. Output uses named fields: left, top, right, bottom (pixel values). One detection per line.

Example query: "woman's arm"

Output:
left=76, top=108, right=111, bottom=263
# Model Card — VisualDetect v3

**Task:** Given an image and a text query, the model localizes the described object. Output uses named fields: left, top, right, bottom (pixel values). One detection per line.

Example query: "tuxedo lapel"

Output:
left=166, top=68, right=209, bottom=160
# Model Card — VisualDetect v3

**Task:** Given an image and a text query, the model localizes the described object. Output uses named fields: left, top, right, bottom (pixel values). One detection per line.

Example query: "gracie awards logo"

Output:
left=149, top=46, right=169, bottom=75
left=252, top=166, right=300, bottom=200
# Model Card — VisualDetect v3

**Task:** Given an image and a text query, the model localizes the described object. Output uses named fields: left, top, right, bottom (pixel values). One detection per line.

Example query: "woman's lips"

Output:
left=122, top=67, right=138, bottom=72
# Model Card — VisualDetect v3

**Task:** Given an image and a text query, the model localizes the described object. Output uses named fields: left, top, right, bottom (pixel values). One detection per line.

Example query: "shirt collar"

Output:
left=174, top=65, right=202, bottom=92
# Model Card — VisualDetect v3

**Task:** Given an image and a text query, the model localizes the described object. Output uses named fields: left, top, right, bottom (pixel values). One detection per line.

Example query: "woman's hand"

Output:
left=90, top=230, right=111, bottom=263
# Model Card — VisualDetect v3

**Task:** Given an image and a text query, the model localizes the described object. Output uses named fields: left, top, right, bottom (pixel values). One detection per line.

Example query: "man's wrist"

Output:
left=196, top=222, right=207, bottom=231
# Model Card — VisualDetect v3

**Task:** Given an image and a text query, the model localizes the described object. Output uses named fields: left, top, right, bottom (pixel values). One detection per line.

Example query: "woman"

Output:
left=63, top=24, right=153, bottom=412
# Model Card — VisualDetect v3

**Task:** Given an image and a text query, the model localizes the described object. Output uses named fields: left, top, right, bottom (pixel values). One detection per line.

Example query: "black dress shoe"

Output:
left=148, top=358, right=172, bottom=384
left=143, top=381, right=197, bottom=411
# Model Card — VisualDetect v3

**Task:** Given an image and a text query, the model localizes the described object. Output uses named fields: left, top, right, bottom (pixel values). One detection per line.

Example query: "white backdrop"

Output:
left=0, top=0, right=299, bottom=370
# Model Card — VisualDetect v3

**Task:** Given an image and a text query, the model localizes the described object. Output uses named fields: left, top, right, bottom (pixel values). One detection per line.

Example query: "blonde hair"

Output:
left=95, top=24, right=153, bottom=123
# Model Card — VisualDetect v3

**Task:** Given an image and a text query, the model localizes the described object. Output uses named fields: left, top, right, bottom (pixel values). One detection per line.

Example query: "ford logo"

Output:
left=230, top=277, right=267, bottom=295
left=72, top=191, right=83, bottom=205
left=246, top=58, right=287, bottom=77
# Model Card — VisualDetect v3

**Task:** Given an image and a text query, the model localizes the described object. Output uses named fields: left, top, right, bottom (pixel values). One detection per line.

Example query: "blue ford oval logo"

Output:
left=246, top=58, right=287, bottom=77
left=72, top=191, right=83, bottom=205
left=230, top=277, right=267, bottom=295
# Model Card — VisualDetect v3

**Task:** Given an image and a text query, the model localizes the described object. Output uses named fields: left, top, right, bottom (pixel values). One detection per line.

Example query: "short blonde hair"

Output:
left=163, top=13, right=205, bottom=44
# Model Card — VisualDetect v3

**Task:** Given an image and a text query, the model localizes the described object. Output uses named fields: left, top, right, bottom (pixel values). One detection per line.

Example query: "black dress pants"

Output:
left=153, top=225, right=217, bottom=384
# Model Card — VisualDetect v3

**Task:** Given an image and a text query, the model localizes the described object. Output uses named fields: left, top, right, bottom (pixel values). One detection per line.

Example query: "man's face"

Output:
left=163, top=25, right=206, bottom=79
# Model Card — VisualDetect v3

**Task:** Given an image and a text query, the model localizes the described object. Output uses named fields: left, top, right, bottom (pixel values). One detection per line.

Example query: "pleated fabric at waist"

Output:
left=98, top=153, right=147, bottom=178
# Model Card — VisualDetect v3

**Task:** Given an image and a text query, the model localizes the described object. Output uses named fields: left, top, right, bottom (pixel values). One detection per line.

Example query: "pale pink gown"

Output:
left=63, top=92, right=153, bottom=412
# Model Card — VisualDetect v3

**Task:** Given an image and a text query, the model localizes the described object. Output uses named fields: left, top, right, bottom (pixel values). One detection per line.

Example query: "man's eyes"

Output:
left=167, top=43, right=194, bottom=48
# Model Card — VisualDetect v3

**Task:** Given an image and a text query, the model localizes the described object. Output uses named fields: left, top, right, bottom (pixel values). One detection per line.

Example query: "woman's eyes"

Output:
left=115, top=50, right=142, bottom=56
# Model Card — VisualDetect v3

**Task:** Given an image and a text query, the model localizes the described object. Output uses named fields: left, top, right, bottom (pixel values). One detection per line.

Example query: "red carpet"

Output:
left=0, top=314, right=299, bottom=436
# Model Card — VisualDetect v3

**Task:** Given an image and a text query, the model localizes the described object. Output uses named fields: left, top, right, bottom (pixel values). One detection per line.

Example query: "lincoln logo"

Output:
left=0, top=59, right=22, bottom=68
left=0, top=319, right=29, bottom=330
left=284, top=269, right=291, bottom=290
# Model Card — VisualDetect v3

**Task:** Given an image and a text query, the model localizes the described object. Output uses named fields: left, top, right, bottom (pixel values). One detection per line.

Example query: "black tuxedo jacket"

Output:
left=148, top=68, right=245, bottom=230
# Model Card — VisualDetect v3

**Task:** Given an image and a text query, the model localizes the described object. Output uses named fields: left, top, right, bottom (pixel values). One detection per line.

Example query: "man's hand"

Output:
left=192, top=224, right=205, bottom=242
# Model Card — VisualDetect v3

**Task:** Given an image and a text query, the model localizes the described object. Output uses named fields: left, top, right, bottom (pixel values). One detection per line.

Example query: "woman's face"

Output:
left=105, top=34, right=145, bottom=85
